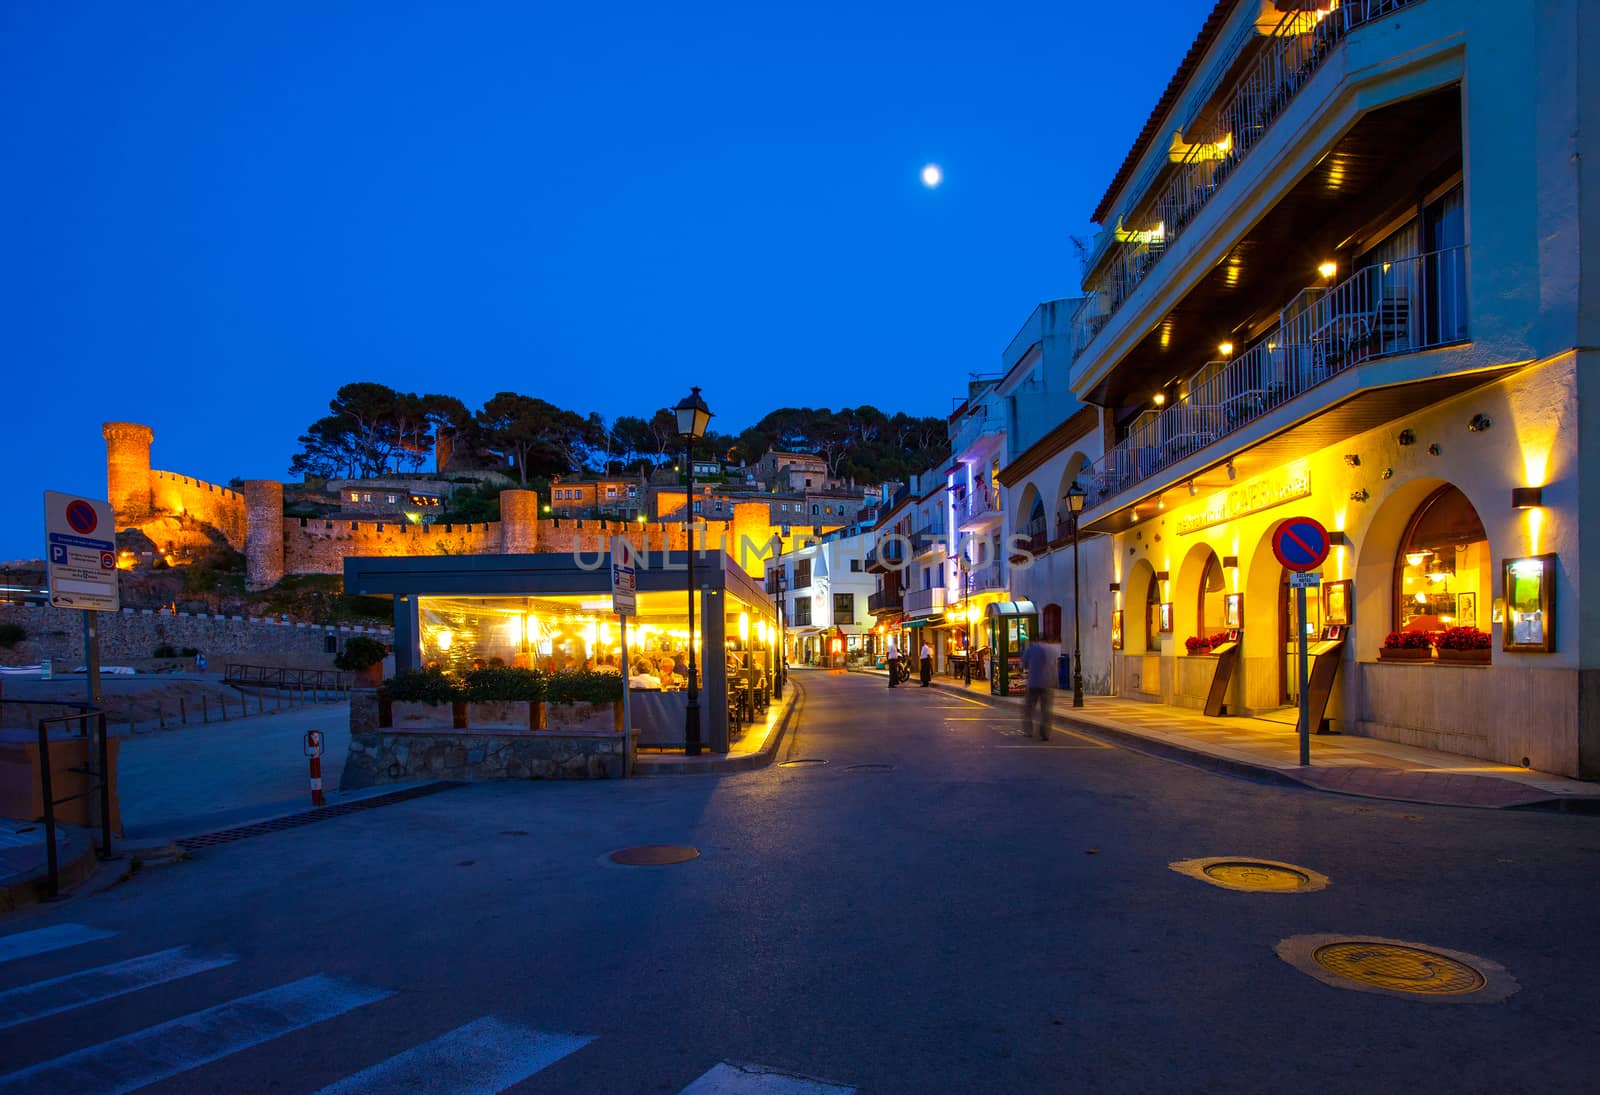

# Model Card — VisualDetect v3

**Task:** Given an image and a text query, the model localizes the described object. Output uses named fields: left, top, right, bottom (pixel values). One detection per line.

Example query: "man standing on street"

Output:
left=1021, top=637, right=1059, bottom=740
left=919, top=638, right=934, bottom=687
left=885, top=637, right=901, bottom=688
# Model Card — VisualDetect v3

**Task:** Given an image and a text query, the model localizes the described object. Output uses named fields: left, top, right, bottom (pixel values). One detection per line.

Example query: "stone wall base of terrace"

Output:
left=341, top=727, right=634, bottom=787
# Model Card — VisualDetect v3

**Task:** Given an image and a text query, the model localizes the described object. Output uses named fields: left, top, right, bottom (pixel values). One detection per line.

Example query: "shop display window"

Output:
left=1394, top=485, right=1489, bottom=635
left=1502, top=554, right=1555, bottom=652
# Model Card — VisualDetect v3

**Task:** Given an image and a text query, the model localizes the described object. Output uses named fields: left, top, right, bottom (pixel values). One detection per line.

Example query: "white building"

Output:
left=769, top=528, right=878, bottom=666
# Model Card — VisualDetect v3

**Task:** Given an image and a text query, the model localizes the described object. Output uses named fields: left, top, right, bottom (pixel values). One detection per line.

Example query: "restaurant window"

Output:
left=1198, top=553, right=1226, bottom=636
left=1145, top=573, right=1162, bottom=652
left=1395, top=484, right=1489, bottom=635
left=834, top=593, right=855, bottom=625
left=793, top=598, right=812, bottom=626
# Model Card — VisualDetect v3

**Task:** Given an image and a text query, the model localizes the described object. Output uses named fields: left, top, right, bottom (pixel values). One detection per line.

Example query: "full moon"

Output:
left=921, top=163, right=943, bottom=188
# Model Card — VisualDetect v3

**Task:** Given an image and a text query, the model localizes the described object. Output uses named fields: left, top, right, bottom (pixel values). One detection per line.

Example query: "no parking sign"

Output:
left=1272, top=517, right=1331, bottom=573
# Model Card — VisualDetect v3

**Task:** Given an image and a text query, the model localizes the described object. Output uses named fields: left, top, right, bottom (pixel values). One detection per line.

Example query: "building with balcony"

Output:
left=1063, top=0, right=1595, bottom=777
left=767, top=529, right=876, bottom=666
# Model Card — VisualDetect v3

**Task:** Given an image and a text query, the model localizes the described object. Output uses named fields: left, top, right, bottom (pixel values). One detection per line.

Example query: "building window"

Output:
left=1198, top=553, right=1226, bottom=637
left=1394, top=484, right=1488, bottom=636
left=811, top=504, right=820, bottom=516
left=793, top=598, right=812, bottom=626
left=693, top=502, right=702, bottom=514
left=714, top=500, right=723, bottom=512
left=1146, top=573, right=1162, bottom=652
left=362, top=493, right=372, bottom=503
left=387, top=494, right=397, bottom=504
left=607, top=487, right=617, bottom=498
left=794, top=558, right=812, bottom=588
left=805, top=478, right=813, bottom=487
left=627, top=485, right=637, bottom=497
left=850, top=559, right=862, bottom=572
left=1042, top=603, right=1062, bottom=643
left=349, top=492, right=360, bottom=502
left=834, top=593, right=855, bottom=625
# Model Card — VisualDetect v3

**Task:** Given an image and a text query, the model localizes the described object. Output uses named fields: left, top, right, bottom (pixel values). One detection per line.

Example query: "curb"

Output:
left=0, top=824, right=100, bottom=914
left=636, top=678, right=806, bottom=776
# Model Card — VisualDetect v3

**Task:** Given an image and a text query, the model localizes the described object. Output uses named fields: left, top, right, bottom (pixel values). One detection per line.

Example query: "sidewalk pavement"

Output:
left=0, top=817, right=96, bottom=912
left=853, top=667, right=1600, bottom=811
left=634, top=676, right=804, bottom=775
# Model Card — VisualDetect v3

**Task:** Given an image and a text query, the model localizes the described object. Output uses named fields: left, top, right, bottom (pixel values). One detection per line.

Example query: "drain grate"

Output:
left=1276, top=935, right=1517, bottom=1003
left=778, top=758, right=827, bottom=768
left=175, top=782, right=463, bottom=851
left=843, top=763, right=894, bottom=773
left=1170, top=857, right=1328, bottom=893
left=609, top=845, right=700, bottom=866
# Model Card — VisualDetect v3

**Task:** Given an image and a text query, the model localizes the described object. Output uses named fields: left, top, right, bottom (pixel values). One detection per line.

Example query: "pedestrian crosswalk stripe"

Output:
left=0, top=973, right=392, bottom=1095
left=0, top=946, right=236, bottom=1031
left=0, top=924, right=116, bottom=967
left=680, top=1060, right=856, bottom=1094
left=315, top=1015, right=594, bottom=1094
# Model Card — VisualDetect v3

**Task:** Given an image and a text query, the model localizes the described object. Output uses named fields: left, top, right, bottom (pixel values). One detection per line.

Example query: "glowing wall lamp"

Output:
left=1511, top=487, right=1543, bottom=509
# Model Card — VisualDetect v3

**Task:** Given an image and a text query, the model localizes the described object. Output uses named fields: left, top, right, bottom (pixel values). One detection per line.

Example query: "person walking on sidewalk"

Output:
left=885, top=637, right=901, bottom=688
left=1020, top=638, right=1059, bottom=740
left=919, top=639, right=934, bottom=687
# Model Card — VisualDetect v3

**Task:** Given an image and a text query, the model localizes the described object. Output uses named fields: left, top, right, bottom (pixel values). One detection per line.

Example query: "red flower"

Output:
left=1436, top=626, right=1490, bottom=651
left=1383, top=630, right=1433, bottom=650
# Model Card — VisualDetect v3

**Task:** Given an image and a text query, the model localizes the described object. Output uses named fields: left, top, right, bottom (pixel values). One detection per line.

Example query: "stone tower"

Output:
left=499, top=490, right=540, bottom=554
left=242, top=480, right=285, bottom=590
left=102, top=422, right=154, bottom=519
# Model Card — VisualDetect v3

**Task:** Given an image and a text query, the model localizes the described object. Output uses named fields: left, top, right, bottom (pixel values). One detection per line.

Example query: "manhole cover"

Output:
left=1276, top=935, right=1517, bottom=1003
left=1169, top=857, right=1328, bottom=893
left=778, top=758, right=827, bottom=767
left=609, top=845, right=700, bottom=866
left=844, top=763, right=894, bottom=772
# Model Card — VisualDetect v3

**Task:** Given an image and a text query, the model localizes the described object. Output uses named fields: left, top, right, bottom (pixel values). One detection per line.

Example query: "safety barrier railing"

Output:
left=24, top=701, right=111, bottom=898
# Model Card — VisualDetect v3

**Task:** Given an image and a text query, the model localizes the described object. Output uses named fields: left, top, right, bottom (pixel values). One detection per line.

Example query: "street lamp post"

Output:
left=675, top=387, right=713, bottom=755
left=1066, top=481, right=1087, bottom=708
left=960, top=553, right=972, bottom=686
left=773, top=568, right=787, bottom=700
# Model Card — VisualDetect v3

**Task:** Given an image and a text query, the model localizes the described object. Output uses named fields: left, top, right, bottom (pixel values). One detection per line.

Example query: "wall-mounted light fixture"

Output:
left=1511, top=486, right=1543, bottom=509
left=1318, top=261, right=1337, bottom=279
left=1153, top=393, right=1166, bottom=407
left=1187, top=480, right=1198, bottom=496
left=1427, top=444, right=1441, bottom=456
left=1155, top=571, right=1170, bottom=581
left=1221, top=555, right=1239, bottom=568
left=1468, top=414, right=1492, bottom=432
left=1327, top=531, right=1349, bottom=547
left=1218, top=341, right=1234, bottom=357
left=1349, top=489, right=1370, bottom=502
left=1109, top=582, right=1121, bottom=592
left=1343, top=453, right=1361, bottom=467
left=1382, top=467, right=1394, bottom=479
left=1398, top=429, right=1416, bottom=446
left=1226, top=461, right=1237, bottom=481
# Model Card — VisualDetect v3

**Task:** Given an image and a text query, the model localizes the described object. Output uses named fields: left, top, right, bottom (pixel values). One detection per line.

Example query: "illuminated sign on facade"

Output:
left=1177, top=461, right=1312, bottom=535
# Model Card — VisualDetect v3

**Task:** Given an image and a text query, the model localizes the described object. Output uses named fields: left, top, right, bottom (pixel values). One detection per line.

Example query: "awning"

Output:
left=985, top=600, right=1037, bottom=619
left=906, top=615, right=947, bottom=628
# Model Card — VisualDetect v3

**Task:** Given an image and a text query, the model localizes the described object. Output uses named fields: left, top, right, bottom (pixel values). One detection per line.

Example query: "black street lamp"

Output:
left=675, top=386, right=713, bottom=755
left=959, top=553, right=972, bottom=687
left=772, top=567, right=787, bottom=700
left=1066, top=481, right=1087, bottom=708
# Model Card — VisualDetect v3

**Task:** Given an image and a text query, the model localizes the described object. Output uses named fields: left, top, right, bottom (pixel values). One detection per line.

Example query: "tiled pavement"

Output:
left=851, top=666, right=1600, bottom=810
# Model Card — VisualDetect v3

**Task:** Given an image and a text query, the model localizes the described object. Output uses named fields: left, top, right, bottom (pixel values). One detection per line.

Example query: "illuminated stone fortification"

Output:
left=106, top=425, right=838, bottom=587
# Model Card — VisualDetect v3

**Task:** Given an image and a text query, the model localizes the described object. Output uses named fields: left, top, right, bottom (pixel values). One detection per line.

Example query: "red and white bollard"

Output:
left=304, top=730, right=325, bottom=806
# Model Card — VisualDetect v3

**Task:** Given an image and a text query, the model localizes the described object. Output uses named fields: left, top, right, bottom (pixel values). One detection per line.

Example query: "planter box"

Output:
left=1378, top=647, right=1432, bottom=662
left=545, top=700, right=623, bottom=732
left=465, top=701, right=534, bottom=730
left=391, top=701, right=465, bottom=728
left=1436, top=648, right=1491, bottom=665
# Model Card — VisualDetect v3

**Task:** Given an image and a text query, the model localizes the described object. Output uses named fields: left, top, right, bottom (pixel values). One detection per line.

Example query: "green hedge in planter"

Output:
left=386, top=668, right=463, bottom=705
left=335, top=635, right=389, bottom=671
left=544, top=669, right=623, bottom=704
left=463, top=666, right=545, bottom=702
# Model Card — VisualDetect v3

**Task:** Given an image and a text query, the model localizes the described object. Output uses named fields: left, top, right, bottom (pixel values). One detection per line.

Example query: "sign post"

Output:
left=1272, top=517, right=1332, bottom=767
left=44, top=491, right=120, bottom=858
left=610, top=536, right=637, bottom=776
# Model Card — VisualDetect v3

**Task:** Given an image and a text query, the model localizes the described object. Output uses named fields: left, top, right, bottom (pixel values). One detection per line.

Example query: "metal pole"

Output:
left=1297, top=583, right=1311, bottom=766
left=963, top=568, right=972, bottom=687
left=684, top=444, right=702, bottom=756
left=82, top=611, right=105, bottom=846
left=36, top=716, right=58, bottom=899
left=96, top=712, right=112, bottom=859
left=772, top=577, right=784, bottom=700
left=620, top=615, right=633, bottom=777
left=1072, top=517, right=1084, bottom=708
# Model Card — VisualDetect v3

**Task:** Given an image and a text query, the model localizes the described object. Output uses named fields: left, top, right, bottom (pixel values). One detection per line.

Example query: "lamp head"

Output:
left=1065, top=481, right=1087, bottom=514
left=674, top=387, right=713, bottom=440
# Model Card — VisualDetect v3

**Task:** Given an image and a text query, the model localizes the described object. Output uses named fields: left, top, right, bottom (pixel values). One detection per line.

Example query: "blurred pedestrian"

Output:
left=918, top=639, right=933, bottom=687
left=1020, top=638, right=1059, bottom=740
left=885, top=637, right=901, bottom=688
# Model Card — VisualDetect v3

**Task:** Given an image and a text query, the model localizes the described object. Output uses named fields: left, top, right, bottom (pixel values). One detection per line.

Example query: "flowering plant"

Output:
left=1435, top=626, right=1490, bottom=651
left=1185, top=632, right=1229, bottom=654
left=1382, top=630, right=1433, bottom=650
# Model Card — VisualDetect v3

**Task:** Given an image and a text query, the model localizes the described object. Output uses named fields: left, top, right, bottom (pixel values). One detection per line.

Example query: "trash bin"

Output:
left=1058, top=652, right=1071, bottom=690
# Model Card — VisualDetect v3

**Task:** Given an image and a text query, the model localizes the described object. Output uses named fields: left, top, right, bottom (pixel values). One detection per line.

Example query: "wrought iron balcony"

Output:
left=967, top=562, right=1005, bottom=593
left=867, top=589, right=904, bottom=615
left=904, top=587, right=947, bottom=615
left=1076, top=0, right=1422, bottom=360
left=1083, top=247, right=1468, bottom=507
left=865, top=539, right=905, bottom=573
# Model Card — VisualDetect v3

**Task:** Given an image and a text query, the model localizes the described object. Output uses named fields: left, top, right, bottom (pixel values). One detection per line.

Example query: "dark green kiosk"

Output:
left=986, top=600, right=1038, bottom=697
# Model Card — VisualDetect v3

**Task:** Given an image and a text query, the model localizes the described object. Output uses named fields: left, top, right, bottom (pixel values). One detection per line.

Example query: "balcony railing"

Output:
left=951, top=416, right=1004, bottom=459
left=866, top=539, right=905, bottom=573
left=967, top=562, right=1005, bottom=593
left=868, top=589, right=904, bottom=615
left=1084, top=247, right=1468, bottom=506
left=959, top=494, right=1004, bottom=527
left=1076, top=0, right=1421, bottom=358
left=905, top=587, right=947, bottom=615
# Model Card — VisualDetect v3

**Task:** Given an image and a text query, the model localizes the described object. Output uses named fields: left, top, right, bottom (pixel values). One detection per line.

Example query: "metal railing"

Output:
left=959, top=493, right=1005, bottom=526
left=867, top=589, right=904, bottom=615
left=1077, top=0, right=1421, bottom=356
left=904, top=587, right=947, bottom=615
left=225, top=663, right=349, bottom=691
left=1084, top=247, right=1468, bottom=505
left=26, top=702, right=111, bottom=898
left=967, top=562, right=1005, bottom=593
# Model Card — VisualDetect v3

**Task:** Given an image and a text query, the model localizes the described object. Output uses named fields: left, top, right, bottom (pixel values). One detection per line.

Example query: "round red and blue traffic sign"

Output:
left=65, top=499, right=99, bottom=535
left=1272, top=517, right=1331, bottom=572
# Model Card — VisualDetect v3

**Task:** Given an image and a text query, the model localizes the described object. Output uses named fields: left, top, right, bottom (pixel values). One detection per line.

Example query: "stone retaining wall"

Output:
left=0, top=604, right=392, bottom=667
left=342, top=727, right=630, bottom=786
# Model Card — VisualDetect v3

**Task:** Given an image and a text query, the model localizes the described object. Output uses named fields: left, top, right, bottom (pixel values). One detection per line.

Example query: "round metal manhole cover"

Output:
left=1169, top=857, right=1329, bottom=893
left=608, top=845, right=700, bottom=866
left=778, top=758, right=828, bottom=768
left=843, top=763, right=894, bottom=772
left=1276, top=935, right=1517, bottom=1003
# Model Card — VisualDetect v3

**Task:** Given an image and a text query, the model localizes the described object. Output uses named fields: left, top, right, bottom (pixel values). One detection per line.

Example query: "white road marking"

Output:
left=681, top=1060, right=856, bottom=1094
left=315, top=1015, right=593, bottom=1094
left=0, top=973, right=392, bottom=1095
left=0, top=924, right=116, bottom=966
left=0, top=946, right=235, bottom=1030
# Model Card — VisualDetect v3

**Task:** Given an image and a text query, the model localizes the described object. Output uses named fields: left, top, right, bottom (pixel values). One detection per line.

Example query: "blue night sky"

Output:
left=2, top=1, right=1200, bottom=562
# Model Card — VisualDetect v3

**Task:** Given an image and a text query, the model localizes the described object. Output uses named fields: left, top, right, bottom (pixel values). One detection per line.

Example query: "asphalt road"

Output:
left=1, top=670, right=1597, bottom=1094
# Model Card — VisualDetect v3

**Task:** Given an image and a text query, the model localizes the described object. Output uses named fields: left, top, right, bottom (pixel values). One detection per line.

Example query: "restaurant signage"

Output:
left=1178, top=461, right=1311, bottom=535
